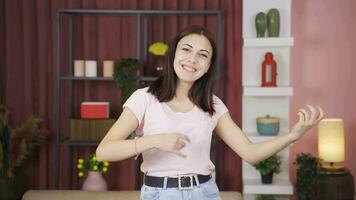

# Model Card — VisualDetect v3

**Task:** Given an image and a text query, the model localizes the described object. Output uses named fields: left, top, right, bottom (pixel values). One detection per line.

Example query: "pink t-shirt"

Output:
left=123, top=87, right=228, bottom=177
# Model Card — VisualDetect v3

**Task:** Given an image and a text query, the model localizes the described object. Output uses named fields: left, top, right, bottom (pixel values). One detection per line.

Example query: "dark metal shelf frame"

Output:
left=60, top=138, right=100, bottom=146
left=56, top=9, right=223, bottom=190
left=59, top=76, right=158, bottom=82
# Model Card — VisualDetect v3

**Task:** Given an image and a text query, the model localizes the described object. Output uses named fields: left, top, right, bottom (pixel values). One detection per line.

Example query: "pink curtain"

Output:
left=1, top=0, right=242, bottom=191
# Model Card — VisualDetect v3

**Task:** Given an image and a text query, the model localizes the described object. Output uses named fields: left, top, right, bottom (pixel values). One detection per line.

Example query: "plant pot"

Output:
left=82, top=171, right=107, bottom=191
left=261, top=172, right=274, bottom=184
left=152, top=55, right=166, bottom=77
left=144, top=54, right=166, bottom=77
left=0, top=174, right=26, bottom=200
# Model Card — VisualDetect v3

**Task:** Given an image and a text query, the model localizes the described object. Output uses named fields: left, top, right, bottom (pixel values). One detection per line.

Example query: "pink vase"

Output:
left=82, top=171, right=107, bottom=191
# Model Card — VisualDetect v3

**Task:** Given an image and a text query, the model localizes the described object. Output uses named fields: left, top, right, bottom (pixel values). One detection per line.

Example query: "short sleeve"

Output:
left=212, top=95, right=228, bottom=121
left=122, top=88, right=149, bottom=125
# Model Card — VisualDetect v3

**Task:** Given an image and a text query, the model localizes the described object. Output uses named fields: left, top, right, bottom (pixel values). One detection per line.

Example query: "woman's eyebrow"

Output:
left=199, top=49, right=210, bottom=54
left=183, top=44, right=193, bottom=48
left=183, top=43, right=210, bottom=54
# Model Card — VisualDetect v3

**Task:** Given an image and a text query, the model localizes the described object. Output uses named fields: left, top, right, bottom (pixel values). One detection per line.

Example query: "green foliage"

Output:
left=0, top=104, right=48, bottom=178
left=76, top=154, right=110, bottom=177
left=295, top=153, right=320, bottom=200
left=113, top=58, right=140, bottom=102
left=254, top=154, right=281, bottom=175
left=255, top=195, right=275, bottom=200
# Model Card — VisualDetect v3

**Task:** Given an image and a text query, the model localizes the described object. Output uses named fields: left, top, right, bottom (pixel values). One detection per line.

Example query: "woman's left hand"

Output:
left=289, top=105, right=324, bottom=142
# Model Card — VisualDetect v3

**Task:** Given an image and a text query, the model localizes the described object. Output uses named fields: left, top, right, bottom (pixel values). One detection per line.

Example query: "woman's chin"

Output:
left=176, top=76, right=196, bottom=84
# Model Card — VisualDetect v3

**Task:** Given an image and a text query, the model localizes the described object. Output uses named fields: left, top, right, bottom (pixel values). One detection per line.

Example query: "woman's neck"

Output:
left=175, top=80, right=193, bottom=100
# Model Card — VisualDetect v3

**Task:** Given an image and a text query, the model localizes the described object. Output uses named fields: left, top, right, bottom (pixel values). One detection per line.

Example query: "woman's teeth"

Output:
left=182, top=65, right=197, bottom=72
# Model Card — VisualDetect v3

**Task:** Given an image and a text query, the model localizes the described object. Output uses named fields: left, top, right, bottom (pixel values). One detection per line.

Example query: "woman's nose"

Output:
left=187, top=53, right=198, bottom=64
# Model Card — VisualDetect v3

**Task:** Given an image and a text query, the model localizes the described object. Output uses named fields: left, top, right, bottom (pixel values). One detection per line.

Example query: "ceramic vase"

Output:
left=267, top=8, right=280, bottom=37
left=255, top=12, right=267, bottom=37
left=256, top=115, right=280, bottom=136
left=82, top=171, right=107, bottom=191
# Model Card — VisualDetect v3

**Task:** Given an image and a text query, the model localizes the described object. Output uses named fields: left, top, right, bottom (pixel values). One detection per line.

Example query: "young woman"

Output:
left=96, top=26, right=323, bottom=200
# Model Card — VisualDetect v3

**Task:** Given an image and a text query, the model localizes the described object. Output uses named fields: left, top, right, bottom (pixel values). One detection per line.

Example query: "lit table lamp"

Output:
left=318, top=118, right=345, bottom=172
left=317, top=118, right=354, bottom=199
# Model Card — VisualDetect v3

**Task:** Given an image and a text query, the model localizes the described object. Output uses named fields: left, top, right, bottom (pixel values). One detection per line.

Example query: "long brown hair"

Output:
left=148, top=25, right=217, bottom=115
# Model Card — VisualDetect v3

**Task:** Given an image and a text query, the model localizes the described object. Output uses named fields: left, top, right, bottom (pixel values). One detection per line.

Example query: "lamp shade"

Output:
left=318, top=118, right=345, bottom=163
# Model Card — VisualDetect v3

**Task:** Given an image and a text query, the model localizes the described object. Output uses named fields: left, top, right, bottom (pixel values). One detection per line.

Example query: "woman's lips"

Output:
left=182, top=64, right=197, bottom=72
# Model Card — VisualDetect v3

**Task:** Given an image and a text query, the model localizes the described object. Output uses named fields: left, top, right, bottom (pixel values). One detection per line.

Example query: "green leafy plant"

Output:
left=254, top=154, right=281, bottom=175
left=76, top=154, right=110, bottom=177
left=0, top=104, right=48, bottom=178
left=295, top=153, right=320, bottom=200
left=255, top=195, right=275, bottom=200
left=113, top=58, right=140, bottom=102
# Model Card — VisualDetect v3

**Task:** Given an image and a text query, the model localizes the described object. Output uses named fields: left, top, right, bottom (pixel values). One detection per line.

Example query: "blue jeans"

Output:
left=140, top=179, right=221, bottom=200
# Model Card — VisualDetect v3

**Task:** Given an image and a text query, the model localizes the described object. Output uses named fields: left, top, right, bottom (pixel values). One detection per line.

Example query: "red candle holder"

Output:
left=261, top=52, right=277, bottom=87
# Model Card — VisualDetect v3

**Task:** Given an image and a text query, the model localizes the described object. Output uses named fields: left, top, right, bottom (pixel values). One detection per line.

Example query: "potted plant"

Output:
left=0, top=104, right=48, bottom=199
left=77, top=154, right=110, bottom=191
left=295, top=153, right=320, bottom=200
left=113, top=58, right=140, bottom=102
left=254, top=154, right=281, bottom=184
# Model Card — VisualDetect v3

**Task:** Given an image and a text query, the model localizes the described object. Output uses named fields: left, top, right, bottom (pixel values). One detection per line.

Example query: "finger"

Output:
left=176, top=140, right=186, bottom=149
left=177, top=137, right=187, bottom=144
left=317, top=106, right=324, bottom=121
left=307, top=105, right=317, bottom=122
left=298, top=108, right=309, bottom=123
left=174, top=142, right=182, bottom=150
left=179, top=134, right=191, bottom=143
left=297, top=112, right=304, bottom=125
left=178, top=140, right=186, bottom=146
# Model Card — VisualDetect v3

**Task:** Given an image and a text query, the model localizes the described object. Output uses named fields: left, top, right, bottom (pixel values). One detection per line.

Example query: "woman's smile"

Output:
left=181, top=64, right=198, bottom=73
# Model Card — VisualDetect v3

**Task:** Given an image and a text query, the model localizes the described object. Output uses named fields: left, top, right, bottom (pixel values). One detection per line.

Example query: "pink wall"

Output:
left=290, top=0, right=356, bottom=194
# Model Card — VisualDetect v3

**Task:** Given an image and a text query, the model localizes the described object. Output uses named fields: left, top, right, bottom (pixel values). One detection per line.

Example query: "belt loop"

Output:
left=194, top=175, right=200, bottom=187
left=163, top=177, right=168, bottom=189
left=143, top=172, right=147, bottom=185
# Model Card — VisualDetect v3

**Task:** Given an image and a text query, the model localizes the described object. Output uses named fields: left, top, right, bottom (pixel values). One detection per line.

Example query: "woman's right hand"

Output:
left=151, top=133, right=190, bottom=158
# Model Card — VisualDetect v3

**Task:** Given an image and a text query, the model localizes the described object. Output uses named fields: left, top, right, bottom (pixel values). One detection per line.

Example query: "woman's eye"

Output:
left=182, top=48, right=190, bottom=52
left=200, top=54, right=208, bottom=58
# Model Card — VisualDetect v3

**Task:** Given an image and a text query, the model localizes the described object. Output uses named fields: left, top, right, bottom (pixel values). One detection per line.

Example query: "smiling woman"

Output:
left=148, top=26, right=218, bottom=116
left=173, top=34, right=212, bottom=83
left=95, top=25, right=324, bottom=200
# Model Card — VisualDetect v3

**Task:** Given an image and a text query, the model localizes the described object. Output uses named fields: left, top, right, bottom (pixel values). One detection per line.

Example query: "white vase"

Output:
left=82, top=171, right=107, bottom=191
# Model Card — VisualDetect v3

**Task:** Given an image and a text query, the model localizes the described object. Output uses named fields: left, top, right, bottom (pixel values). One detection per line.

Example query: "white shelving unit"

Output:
left=244, top=37, right=294, bottom=47
left=242, top=0, right=294, bottom=199
left=243, top=87, right=293, bottom=97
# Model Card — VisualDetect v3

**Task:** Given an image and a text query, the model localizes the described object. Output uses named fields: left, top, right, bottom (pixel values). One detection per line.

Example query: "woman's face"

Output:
left=173, top=34, right=213, bottom=83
